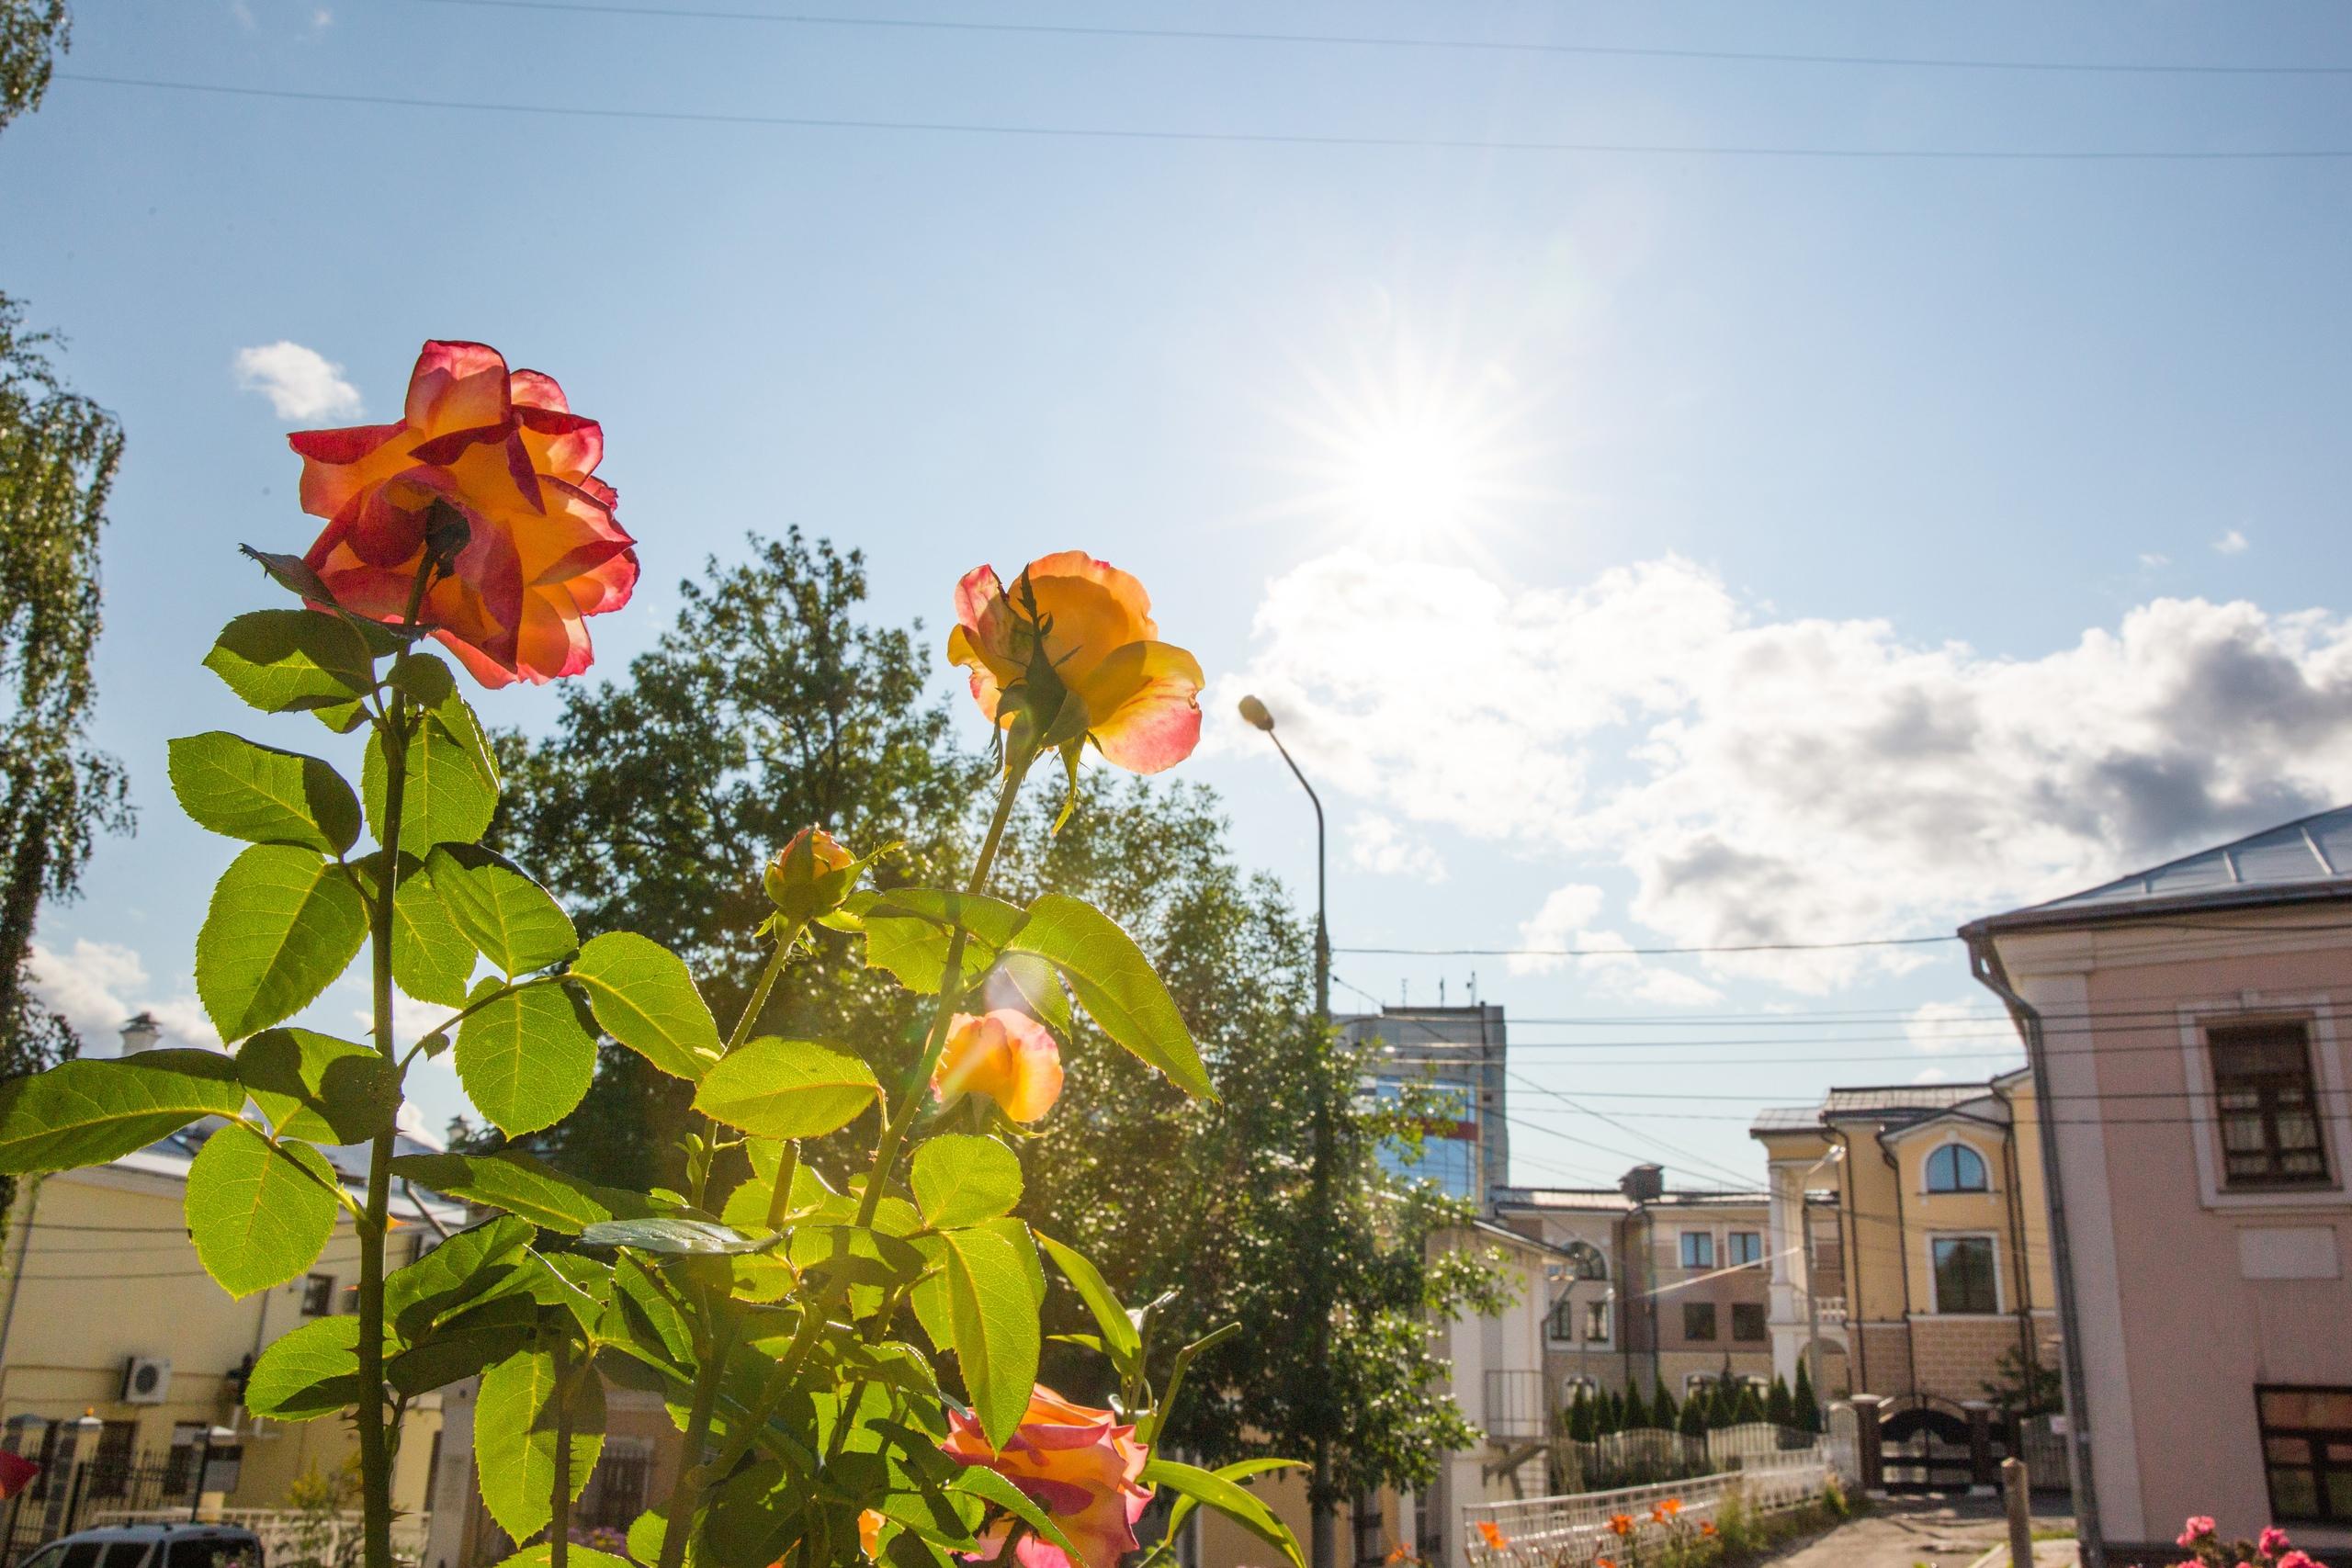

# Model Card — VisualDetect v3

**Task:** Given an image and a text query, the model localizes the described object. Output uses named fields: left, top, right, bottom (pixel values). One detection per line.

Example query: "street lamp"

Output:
left=1239, top=695, right=1336, bottom=1568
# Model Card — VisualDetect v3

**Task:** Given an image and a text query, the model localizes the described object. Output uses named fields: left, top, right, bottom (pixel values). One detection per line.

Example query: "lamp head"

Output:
left=1238, top=694, right=1275, bottom=733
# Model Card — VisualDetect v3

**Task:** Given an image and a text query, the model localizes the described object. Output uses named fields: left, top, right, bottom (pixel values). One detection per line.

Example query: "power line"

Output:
left=411, top=0, right=2352, bottom=78
left=1345, top=935, right=1954, bottom=957
left=53, top=73, right=2352, bottom=162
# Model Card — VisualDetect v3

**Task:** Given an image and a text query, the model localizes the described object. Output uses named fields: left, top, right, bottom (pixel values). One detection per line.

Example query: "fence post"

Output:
left=1964, top=1402, right=1996, bottom=1495
left=2002, top=1457, right=2033, bottom=1567
left=1847, top=1395, right=1885, bottom=1498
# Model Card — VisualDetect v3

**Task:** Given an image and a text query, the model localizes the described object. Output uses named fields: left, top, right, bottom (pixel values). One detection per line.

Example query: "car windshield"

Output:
left=164, top=1540, right=256, bottom=1568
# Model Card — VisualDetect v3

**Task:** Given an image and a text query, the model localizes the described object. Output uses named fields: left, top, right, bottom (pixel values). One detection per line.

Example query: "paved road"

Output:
left=1767, top=1496, right=2076, bottom=1568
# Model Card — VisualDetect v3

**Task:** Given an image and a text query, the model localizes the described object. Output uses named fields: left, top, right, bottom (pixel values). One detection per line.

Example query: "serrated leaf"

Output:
left=1142, top=1459, right=1306, bottom=1568
left=493, top=1547, right=633, bottom=1568
left=455, top=984, right=597, bottom=1137
left=933, top=1221, right=1042, bottom=1448
left=579, top=1217, right=761, bottom=1255
left=384, top=1214, right=537, bottom=1341
left=185, top=1124, right=340, bottom=1297
left=693, top=1038, right=880, bottom=1139
left=426, top=845, right=577, bottom=976
left=364, top=709, right=496, bottom=854
left=475, top=1346, right=602, bottom=1540
left=242, top=1315, right=362, bottom=1419
left=949, top=1468, right=1080, bottom=1563
left=203, top=608, right=380, bottom=715
left=387, top=1293, right=539, bottom=1397
left=567, top=931, right=721, bottom=1082
left=390, top=1149, right=645, bottom=1235
left=236, top=1027, right=398, bottom=1145
left=910, top=1135, right=1023, bottom=1230
left=195, top=844, right=368, bottom=1041
left=1007, top=894, right=1213, bottom=1100
left=390, top=857, right=477, bottom=1008
left=239, top=545, right=340, bottom=606
left=859, top=890, right=1027, bottom=996
left=1035, top=1231, right=1141, bottom=1370
left=0, top=1051, right=243, bottom=1174
left=168, top=732, right=361, bottom=854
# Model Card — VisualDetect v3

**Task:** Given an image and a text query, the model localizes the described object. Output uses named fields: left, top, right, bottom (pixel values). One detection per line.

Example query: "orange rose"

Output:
left=289, top=340, right=636, bottom=686
left=940, top=1385, right=1151, bottom=1568
left=858, top=1508, right=884, bottom=1559
left=933, top=1010, right=1063, bottom=1123
left=947, top=553, right=1202, bottom=773
left=763, top=826, right=859, bottom=921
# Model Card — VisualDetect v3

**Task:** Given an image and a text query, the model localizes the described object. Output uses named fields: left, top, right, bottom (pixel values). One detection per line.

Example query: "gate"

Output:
left=0, top=1444, right=205, bottom=1568
left=1879, top=1397, right=1975, bottom=1495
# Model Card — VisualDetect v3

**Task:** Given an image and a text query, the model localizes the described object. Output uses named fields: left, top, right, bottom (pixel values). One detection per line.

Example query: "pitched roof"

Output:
left=1750, top=1106, right=1821, bottom=1134
left=1823, top=1083, right=1985, bottom=1120
left=1969, top=803, right=2352, bottom=934
left=1491, top=1187, right=1634, bottom=1213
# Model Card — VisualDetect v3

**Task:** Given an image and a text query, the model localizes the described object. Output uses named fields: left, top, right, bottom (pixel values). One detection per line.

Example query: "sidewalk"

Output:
left=1764, top=1497, right=2076, bottom=1568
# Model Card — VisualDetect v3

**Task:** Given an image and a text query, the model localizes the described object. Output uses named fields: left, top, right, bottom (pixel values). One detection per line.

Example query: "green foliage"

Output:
left=1622, top=1381, right=1649, bottom=1431
left=1005, top=895, right=1213, bottom=1100
left=0, top=1049, right=242, bottom=1172
left=237, top=1027, right=399, bottom=1144
left=1652, top=1375, right=1679, bottom=1432
left=693, top=1037, right=879, bottom=1138
left=1679, top=1393, right=1709, bottom=1438
left=1792, top=1356, right=1821, bottom=1432
left=567, top=931, right=722, bottom=1081
left=1980, top=1342, right=2061, bottom=1416
left=1733, top=1382, right=1767, bottom=1424
left=195, top=843, right=369, bottom=1039
left=0, top=1, right=69, bottom=132
left=1765, top=1373, right=1794, bottom=1427
left=184, top=1122, right=341, bottom=1296
left=455, top=982, right=600, bottom=1136
left=910, top=1135, right=1023, bottom=1229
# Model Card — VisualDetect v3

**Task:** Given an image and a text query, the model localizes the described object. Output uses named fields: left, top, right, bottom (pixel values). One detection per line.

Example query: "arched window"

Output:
left=1925, top=1142, right=1989, bottom=1193
left=1564, top=1242, right=1608, bottom=1280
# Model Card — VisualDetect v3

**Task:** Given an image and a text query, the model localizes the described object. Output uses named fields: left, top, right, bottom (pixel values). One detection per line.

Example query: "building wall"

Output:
left=1627, top=1205, right=1772, bottom=1392
left=1995, top=913, right=2352, bottom=1557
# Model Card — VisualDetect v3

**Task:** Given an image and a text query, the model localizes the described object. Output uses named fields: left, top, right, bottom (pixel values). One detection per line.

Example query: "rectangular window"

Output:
left=1726, top=1232, right=1763, bottom=1266
left=1546, top=1299, right=1577, bottom=1343
left=1584, top=1301, right=1610, bottom=1343
left=1679, top=1232, right=1714, bottom=1269
left=2211, top=1023, right=2331, bottom=1189
left=1682, top=1302, right=1717, bottom=1341
left=1931, top=1236, right=1998, bottom=1314
left=2256, top=1386, right=2352, bottom=1524
left=1731, top=1303, right=1767, bottom=1341
left=300, top=1273, right=335, bottom=1317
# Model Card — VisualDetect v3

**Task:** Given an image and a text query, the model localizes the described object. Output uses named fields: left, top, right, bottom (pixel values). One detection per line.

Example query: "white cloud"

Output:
left=2138, top=553, right=2169, bottom=570
left=2214, top=528, right=2250, bottom=555
left=1348, top=812, right=1447, bottom=882
left=28, top=940, right=220, bottom=1054
left=1905, top=999, right=1993, bottom=1055
left=1912, top=1066, right=1951, bottom=1085
left=233, top=341, right=362, bottom=421
left=1229, top=547, right=2352, bottom=993
left=1505, top=884, right=1723, bottom=1005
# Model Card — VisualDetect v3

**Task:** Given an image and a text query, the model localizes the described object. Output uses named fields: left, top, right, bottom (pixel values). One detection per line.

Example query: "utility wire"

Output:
left=411, top=0, right=2352, bottom=78
left=53, top=73, right=2352, bottom=162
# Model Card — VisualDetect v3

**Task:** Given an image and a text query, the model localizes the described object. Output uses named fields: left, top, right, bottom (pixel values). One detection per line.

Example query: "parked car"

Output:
left=15, top=1524, right=264, bottom=1568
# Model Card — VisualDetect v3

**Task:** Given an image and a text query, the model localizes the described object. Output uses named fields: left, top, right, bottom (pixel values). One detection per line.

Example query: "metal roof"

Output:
left=1491, top=1187, right=1634, bottom=1213
left=1749, top=1106, right=1821, bottom=1134
left=1823, top=1084, right=1985, bottom=1118
left=1969, top=803, right=2352, bottom=934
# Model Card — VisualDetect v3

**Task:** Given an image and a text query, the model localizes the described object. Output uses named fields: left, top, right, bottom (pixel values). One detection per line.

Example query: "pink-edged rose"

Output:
left=939, top=1386, right=1152, bottom=1568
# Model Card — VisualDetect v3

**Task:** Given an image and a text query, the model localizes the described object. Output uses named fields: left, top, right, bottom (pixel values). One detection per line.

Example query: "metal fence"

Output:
left=1553, top=1422, right=1825, bottom=1494
left=1463, top=1450, right=1836, bottom=1568
left=0, top=1450, right=200, bottom=1568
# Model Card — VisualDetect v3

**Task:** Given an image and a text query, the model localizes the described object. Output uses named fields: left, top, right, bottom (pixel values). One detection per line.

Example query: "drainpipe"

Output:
left=1968, top=932, right=2105, bottom=1568
left=1877, top=1133, right=1916, bottom=1397
left=1990, top=1084, right=2038, bottom=1391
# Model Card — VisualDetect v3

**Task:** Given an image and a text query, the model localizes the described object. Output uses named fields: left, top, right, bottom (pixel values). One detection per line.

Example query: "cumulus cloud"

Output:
left=28, top=940, right=220, bottom=1053
left=2214, top=529, right=2250, bottom=555
left=1505, top=884, right=1723, bottom=1005
left=1227, top=547, right=2352, bottom=992
left=233, top=341, right=362, bottom=421
left=1906, top=999, right=1999, bottom=1055
left=1349, top=813, right=1447, bottom=882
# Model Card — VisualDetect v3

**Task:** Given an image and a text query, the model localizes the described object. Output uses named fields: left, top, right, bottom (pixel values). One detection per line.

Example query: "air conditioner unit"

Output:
left=121, top=1357, right=172, bottom=1405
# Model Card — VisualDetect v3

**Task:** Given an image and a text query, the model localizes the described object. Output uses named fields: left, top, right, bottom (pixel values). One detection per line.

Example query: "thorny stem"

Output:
left=358, top=562, right=433, bottom=1568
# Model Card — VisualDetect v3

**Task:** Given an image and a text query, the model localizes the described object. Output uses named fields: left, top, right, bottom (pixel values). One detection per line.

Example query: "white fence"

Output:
left=85, top=1510, right=432, bottom=1566
left=1463, top=1450, right=1835, bottom=1568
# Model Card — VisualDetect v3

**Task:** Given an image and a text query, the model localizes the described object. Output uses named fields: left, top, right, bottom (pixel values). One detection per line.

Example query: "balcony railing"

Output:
left=1483, top=1369, right=1551, bottom=1441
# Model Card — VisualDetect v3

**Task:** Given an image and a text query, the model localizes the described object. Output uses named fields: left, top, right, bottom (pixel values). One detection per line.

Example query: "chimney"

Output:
left=1619, top=1163, right=1664, bottom=1203
left=119, top=1012, right=163, bottom=1056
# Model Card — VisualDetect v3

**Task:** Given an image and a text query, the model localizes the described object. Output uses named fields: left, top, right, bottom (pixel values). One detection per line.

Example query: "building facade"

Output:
left=1343, top=1004, right=1510, bottom=1205
left=1965, top=805, right=2352, bottom=1562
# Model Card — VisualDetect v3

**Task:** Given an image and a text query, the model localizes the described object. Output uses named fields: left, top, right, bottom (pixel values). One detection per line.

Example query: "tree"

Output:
left=1765, top=1372, right=1794, bottom=1427
left=1650, top=1374, right=1678, bottom=1432
left=2, top=1, right=70, bottom=134
left=1620, top=1381, right=1648, bottom=1432
left=1707, top=1370, right=1737, bottom=1428
left=493, top=529, right=980, bottom=1186
left=1676, top=1394, right=1708, bottom=1438
left=1981, top=1343, right=2061, bottom=1416
left=1792, top=1356, right=1822, bottom=1432
left=1732, top=1382, right=1767, bottom=1425
left=1600, top=1388, right=1623, bottom=1434
left=1566, top=1388, right=1594, bottom=1443
left=1000, top=773, right=1514, bottom=1508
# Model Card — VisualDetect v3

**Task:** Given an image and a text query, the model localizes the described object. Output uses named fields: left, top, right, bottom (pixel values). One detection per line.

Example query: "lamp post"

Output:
left=1238, top=695, right=1336, bottom=1568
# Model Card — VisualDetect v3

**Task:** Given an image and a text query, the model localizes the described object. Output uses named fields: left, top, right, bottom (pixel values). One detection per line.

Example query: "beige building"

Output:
left=0, top=1017, right=456, bottom=1528
left=1964, top=805, right=2352, bottom=1562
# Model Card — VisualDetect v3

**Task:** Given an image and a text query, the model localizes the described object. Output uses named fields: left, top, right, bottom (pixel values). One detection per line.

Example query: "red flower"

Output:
left=290, top=340, right=636, bottom=686
left=1607, top=1514, right=1634, bottom=1538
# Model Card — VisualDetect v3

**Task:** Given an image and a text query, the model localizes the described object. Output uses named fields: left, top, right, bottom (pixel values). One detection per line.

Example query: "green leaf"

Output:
left=425, top=845, right=577, bottom=976
left=493, top=1547, right=633, bottom=1568
left=386, top=650, right=457, bottom=712
left=384, top=1215, right=537, bottom=1341
left=933, top=1221, right=1042, bottom=1449
left=1035, top=1232, right=1141, bottom=1370
left=910, top=1135, right=1023, bottom=1230
left=948, top=1468, right=1081, bottom=1563
left=203, top=608, right=381, bottom=715
left=475, top=1346, right=603, bottom=1540
left=390, top=1149, right=646, bottom=1235
left=1008, top=894, right=1214, bottom=1100
left=390, top=857, right=477, bottom=1008
left=984, top=953, right=1071, bottom=1037
left=168, top=732, right=362, bottom=854
left=387, top=1294, right=539, bottom=1397
left=364, top=708, right=497, bottom=855
left=185, top=1124, right=340, bottom=1297
left=859, top=890, right=1028, bottom=995
left=195, top=844, right=368, bottom=1042
left=1159, top=1461, right=1310, bottom=1551
left=0, top=1051, right=243, bottom=1174
left=242, top=1315, right=362, bottom=1419
left=455, top=984, right=598, bottom=1137
left=567, top=931, right=722, bottom=1082
left=693, top=1038, right=880, bottom=1139
left=1141, top=1459, right=1306, bottom=1568
left=579, top=1217, right=761, bottom=1255
left=236, top=1028, right=398, bottom=1145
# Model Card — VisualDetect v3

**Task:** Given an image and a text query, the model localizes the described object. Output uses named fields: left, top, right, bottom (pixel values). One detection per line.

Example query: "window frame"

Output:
left=1730, top=1302, right=1768, bottom=1342
left=1923, top=1141, right=1991, bottom=1194
left=300, top=1273, right=336, bottom=1317
left=1725, top=1231, right=1764, bottom=1267
left=1681, top=1301, right=1718, bottom=1342
left=1928, top=1233, right=2002, bottom=1316
left=1583, top=1299, right=1611, bottom=1344
left=1545, top=1297, right=1578, bottom=1345
left=2177, top=998, right=2349, bottom=1212
left=2208, top=1021, right=2333, bottom=1191
left=2255, top=1383, right=2352, bottom=1525
left=1679, top=1231, right=1714, bottom=1270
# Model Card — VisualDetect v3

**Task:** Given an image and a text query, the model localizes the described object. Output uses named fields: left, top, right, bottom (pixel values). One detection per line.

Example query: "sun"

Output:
left=1260, top=324, right=1553, bottom=563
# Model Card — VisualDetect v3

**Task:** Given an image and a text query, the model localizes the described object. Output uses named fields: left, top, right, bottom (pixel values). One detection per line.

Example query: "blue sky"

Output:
left=8, top=0, right=2352, bottom=1188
